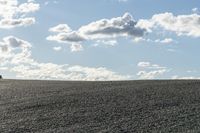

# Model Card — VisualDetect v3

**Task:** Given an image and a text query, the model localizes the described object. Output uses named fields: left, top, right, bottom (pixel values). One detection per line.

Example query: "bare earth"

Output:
left=1, top=80, right=200, bottom=132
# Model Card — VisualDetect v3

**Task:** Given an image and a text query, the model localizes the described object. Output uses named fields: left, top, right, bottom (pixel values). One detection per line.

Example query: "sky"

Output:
left=0, top=0, right=200, bottom=80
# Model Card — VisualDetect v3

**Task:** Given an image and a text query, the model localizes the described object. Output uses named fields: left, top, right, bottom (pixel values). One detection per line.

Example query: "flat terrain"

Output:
left=1, top=80, right=200, bottom=132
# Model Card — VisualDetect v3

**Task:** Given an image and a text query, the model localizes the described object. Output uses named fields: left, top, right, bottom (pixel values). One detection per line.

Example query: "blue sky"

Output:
left=0, top=0, right=200, bottom=80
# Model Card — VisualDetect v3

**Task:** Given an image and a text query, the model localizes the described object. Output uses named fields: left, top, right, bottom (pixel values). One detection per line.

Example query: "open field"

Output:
left=1, top=80, right=200, bottom=132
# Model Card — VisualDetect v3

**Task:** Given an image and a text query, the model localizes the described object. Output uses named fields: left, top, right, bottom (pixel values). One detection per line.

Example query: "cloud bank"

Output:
left=0, top=36, right=130, bottom=81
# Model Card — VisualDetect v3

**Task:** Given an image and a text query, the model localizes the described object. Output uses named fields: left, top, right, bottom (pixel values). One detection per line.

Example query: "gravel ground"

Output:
left=1, top=80, right=200, bottom=132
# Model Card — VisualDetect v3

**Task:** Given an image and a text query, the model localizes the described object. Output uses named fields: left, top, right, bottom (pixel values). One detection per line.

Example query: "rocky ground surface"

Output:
left=1, top=80, right=200, bottom=132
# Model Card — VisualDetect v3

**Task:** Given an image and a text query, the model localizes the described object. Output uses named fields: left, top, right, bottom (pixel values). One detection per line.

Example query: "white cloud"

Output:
left=28, top=0, right=35, bottom=2
left=11, top=63, right=130, bottom=81
left=47, top=13, right=147, bottom=51
left=1, top=36, right=129, bottom=81
left=53, top=46, right=62, bottom=51
left=44, top=1, right=49, bottom=5
left=44, top=0, right=58, bottom=6
left=95, top=40, right=118, bottom=46
left=0, top=0, right=40, bottom=29
left=18, top=2, right=39, bottom=13
left=132, top=37, right=148, bottom=43
left=0, top=17, right=35, bottom=28
left=137, top=69, right=167, bottom=79
left=0, top=36, right=31, bottom=55
left=187, top=70, right=197, bottom=73
left=49, top=24, right=72, bottom=33
left=137, top=62, right=151, bottom=68
left=0, top=67, right=8, bottom=70
left=137, top=61, right=168, bottom=79
left=0, top=36, right=32, bottom=67
left=47, top=32, right=85, bottom=43
left=53, top=1, right=58, bottom=4
left=70, top=43, right=83, bottom=52
left=172, top=75, right=200, bottom=79
left=137, top=61, right=166, bottom=69
left=192, top=8, right=198, bottom=13
left=2, top=36, right=31, bottom=48
left=137, top=12, right=200, bottom=37
left=155, top=38, right=174, bottom=44
left=78, top=12, right=146, bottom=39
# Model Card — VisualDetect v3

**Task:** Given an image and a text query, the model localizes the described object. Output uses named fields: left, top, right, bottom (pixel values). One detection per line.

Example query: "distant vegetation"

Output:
left=0, top=75, right=2, bottom=79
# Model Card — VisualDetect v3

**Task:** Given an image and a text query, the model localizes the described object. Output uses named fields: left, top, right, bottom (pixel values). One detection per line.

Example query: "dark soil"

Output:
left=1, top=80, right=200, bottom=132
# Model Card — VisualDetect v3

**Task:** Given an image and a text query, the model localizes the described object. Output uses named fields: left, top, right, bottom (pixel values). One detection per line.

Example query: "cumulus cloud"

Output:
left=0, top=0, right=40, bottom=29
left=0, top=36, right=31, bottom=55
left=0, top=36, right=33, bottom=67
left=0, top=36, right=32, bottom=65
left=18, top=2, right=40, bottom=13
left=1, top=36, right=130, bottom=81
left=2, top=36, right=31, bottom=49
left=137, top=12, right=200, bottom=37
left=137, top=61, right=168, bottom=79
left=47, top=13, right=147, bottom=51
left=78, top=12, right=146, bottom=39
